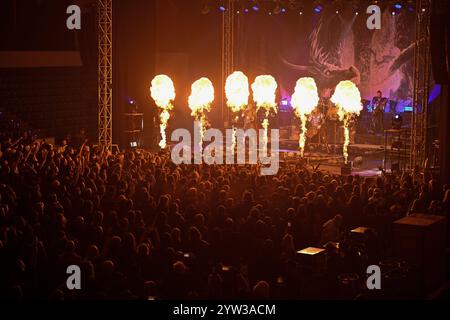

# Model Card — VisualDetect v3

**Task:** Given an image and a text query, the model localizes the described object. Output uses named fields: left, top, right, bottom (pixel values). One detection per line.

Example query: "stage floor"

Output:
left=278, top=134, right=389, bottom=177
left=279, top=147, right=384, bottom=177
left=164, top=140, right=387, bottom=177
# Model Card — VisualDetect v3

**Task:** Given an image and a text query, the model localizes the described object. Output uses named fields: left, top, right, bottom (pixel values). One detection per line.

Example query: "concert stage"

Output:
left=279, top=140, right=385, bottom=177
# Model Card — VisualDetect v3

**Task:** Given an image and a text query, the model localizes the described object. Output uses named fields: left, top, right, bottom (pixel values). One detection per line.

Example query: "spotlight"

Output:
left=252, top=0, right=259, bottom=11
left=281, top=8, right=286, bottom=13
left=219, top=5, right=226, bottom=12
left=391, top=11, right=396, bottom=15
left=128, top=99, right=138, bottom=112
left=394, top=3, right=402, bottom=10
left=244, top=8, right=249, bottom=13
left=355, top=11, right=359, bottom=15
left=299, top=11, right=303, bottom=15
left=336, top=10, right=339, bottom=14
left=314, top=5, right=323, bottom=13
left=392, top=114, right=403, bottom=129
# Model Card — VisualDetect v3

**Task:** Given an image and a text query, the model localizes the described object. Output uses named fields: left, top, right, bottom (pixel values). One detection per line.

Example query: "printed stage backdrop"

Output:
left=235, top=5, right=416, bottom=111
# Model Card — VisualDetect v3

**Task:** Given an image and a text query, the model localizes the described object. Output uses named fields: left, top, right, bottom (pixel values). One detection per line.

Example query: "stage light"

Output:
left=336, top=10, right=339, bottom=14
left=219, top=5, right=226, bottom=12
left=391, top=11, right=396, bottom=16
left=281, top=8, right=286, bottom=13
left=355, top=11, right=359, bottom=15
left=299, top=11, right=303, bottom=15
left=394, top=3, right=402, bottom=10
left=314, top=5, right=323, bottom=13
left=244, top=8, right=249, bottom=13
left=128, top=99, right=138, bottom=113
left=392, top=114, right=403, bottom=129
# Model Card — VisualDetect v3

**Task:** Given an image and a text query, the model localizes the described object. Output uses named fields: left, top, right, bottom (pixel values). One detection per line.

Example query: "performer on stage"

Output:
left=243, top=103, right=257, bottom=130
left=308, top=97, right=330, bottom=153
left=371, top=90, right=387, bottom=133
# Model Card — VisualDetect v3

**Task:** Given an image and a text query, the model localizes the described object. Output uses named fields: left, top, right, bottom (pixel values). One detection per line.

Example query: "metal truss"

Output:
left=222, top=0, right=235, bottom=124
left=98, top=0, right=113, bottom=150
left=410, top=0, right=432, bottom=168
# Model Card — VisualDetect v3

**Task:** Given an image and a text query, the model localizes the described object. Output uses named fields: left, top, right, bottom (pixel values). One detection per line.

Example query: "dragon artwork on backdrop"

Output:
left=282, top=8, right=416, bottom=101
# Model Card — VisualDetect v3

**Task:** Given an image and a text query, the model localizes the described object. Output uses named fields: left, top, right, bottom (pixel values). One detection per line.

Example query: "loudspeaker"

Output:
left=393, top=214, right=446, bottom=295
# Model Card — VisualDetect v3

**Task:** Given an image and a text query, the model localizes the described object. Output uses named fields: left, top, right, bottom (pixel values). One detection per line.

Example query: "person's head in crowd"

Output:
left=252, top=281, right=270, bottom=299
left=173, top=261, right=188, bottom=275
left=0, top=137, right=445, bottom=300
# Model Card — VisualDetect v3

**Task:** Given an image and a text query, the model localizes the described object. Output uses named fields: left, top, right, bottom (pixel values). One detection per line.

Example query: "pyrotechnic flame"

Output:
left=251, top=75, right=278, bottom=112
left=226, top=71, right=250, bottom=154
left=291, top=77, right=319, bottom=157
left=330, top=80, right=362, bottom=164
left=262, top=118, right=269, bottom=152
left=158, top=110, right=170, bottom=149
left=150, top=74, right=176, bottom=149
left=226, top=71, right=250, bottom=112
left=251, top=75, right=278, bottom=154
left=188, top=77, right=215, bottom=149
left=188, top=77, right=214, bottom=116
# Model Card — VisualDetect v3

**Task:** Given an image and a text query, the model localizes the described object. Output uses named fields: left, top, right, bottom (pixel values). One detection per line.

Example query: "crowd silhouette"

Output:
left=0, top=136, right=449, bottom=299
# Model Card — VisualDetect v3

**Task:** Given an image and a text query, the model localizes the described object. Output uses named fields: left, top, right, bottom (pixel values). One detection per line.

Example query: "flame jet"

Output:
left=291, top=77, right=320, bottom=157
left=225, top=71, right=250, bottom=155
left=251, top=75, right=278, bottom=155
left=150, top=75, right=176, bottom=149
left=188, top=77, right=214, bottom=151
left=330, top=80, right=362, bottom=164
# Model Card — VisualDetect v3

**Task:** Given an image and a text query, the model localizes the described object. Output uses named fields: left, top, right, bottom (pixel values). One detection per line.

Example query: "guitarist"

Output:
left=371, top=90, right=387, bottom=133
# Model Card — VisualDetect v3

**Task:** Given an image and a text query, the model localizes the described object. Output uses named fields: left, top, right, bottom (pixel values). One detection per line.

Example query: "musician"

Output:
left=244, top=103, right=257, bottom=130
left=308, top=98, right=330, bottom=152
left=372, top=90, right=387, bottom=133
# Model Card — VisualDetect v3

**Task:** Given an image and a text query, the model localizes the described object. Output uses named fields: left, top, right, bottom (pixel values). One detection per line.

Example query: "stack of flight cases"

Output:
left=393, top=214, right=447, bottom=296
